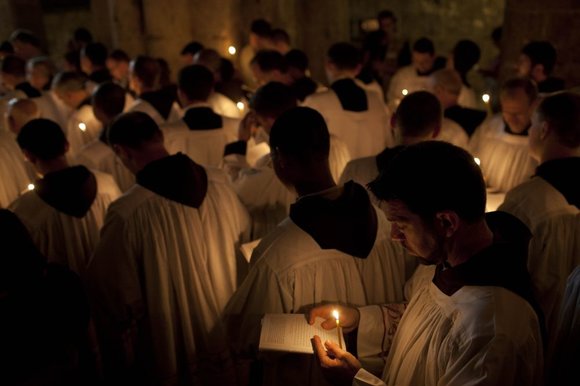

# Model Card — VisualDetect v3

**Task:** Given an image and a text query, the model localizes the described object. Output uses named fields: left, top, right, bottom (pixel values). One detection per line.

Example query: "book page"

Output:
left=259, top=313, right=345, bottom=354
left=240, top=238, right=262, bottom=263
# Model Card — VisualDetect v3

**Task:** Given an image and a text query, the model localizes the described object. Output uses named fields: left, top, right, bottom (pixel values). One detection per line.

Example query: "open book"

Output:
left=259, top=313, right=345, bottom=354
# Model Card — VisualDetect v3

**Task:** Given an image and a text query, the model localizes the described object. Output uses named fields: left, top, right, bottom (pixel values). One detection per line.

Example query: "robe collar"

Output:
left=182, top=105, right=223, bottom=131
left=136, top=153, right=208, bottom=208
left=535, top=157, right=580, bottom=209
left=330, top=78, right=368, bottom=112
left=88, top=69, right=113, bottom=85
left=140, top=87, right=177, bottom=121
left=503, top=120, right=531, bottom=136
left=289, top=181, right=378, bottom=259
left=36, top=166, right=97, bottom=218
left=444, top=105, right=487, bottom=137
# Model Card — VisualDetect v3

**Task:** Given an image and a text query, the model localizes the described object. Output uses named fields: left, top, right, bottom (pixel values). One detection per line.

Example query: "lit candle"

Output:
left=228, top=45, right=237, bottom=55
left=401, top=88, right=408, bottom=96
left=78, top=122, right=87, bottom=132
left=236, top=101, right=245, bottom=112
left=332, top=309, right=342, bottom=349
left=481, top=94, right=492, bottom=117
left=27, top=183, right=35, bottom=191
left=474, top=157, right=481, bottom=166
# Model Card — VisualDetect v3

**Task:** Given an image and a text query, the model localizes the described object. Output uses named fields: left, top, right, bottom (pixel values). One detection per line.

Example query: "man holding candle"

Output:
left=310, top=141, right=544, bottom=386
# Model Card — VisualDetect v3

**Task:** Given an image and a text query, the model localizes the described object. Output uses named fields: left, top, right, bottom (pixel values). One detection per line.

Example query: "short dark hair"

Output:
left=271, top=28, right=290, bottom=45
left=250, top=81, right=297, bottom=118
left=9, top=29, right=41, bottom=48
left=181, top=41, right=204, bottom=56
left=377, top=10, right=396, bottom=21
left=73, top=28, right=93, bottom=45
left=108, top=49, right=130, bottom=63
left=108, top=111, right=162, bottom=148
left=413, top=37, right=435, bottom=55
left=537, top=92, right=580, bottom=148
left=82, top=42, right=108, bottom=67
left=327, top=42, right=361, bottom=70
left=92, top=82, right=126, bottom=119
left=369, top=141, right=486, bottom=223
left=452, top=40, right=481, bottom=75
left=250, top=19, right=272, bottom=37
left=1, top=54, right=26, bottom=77
left=501, top=77, right=538, bottom=104
left=396, top=91, right=441, bottom=137
left=269, top=106, right=330, bottom=164
left=131, top=55, right=160, bottom=89
left=0, top=41, right=14, bottom=54
left=178, top=64, right=214, bottom=102
left=285, top=49, right=309, bottom=72
left=17, top=119, right=68, bottom=160
left=251, top=50, right=288, bottom=72
left=522, top=41, right=557, bottom=75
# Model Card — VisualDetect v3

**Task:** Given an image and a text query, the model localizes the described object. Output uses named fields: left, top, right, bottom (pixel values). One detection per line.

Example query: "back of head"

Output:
left=396, top=91, right=442, bottom=137
left=92, top=82, right=126, bottom=118
left=522, top=41, right=557, bottom=75
left=327, top=42, right=362, bottom=70
left=413, top=37, right=435, bottom=55
left=369, top=141, right=486, bottom=222
left=52, top=71, right=88, bottom=92
left=491, top=26, right=502, bottom=45
left=178, top=64, right=214, bottom=102
left=1, top=54, right=26, bottom=77
left=251, top=50, right=287, bottom=72
left=27, top=56, right=55, bottom=76
left=9, top=29, right=41, bottom=48
left=73, top=28, right=93, bottom=46
left=269, top=106, right=330, bottom=165
left=251, top=19, right=272, bottom=37
left=194, top=48, right=222, bottom=74
left=432, top=69, right=462, bottom=96
left=0, top=41, right=14, bottom=56
left=537, top=92, right=580, bottom=148
left=452, top=39, right=481, bottom=74
left=8, top=98, right=40, bottom=127
left=17, top=119, right=67, bottom=160
left=250, top=81, right=297, bottom=118
left=271, top=28, right=290, bottom=45
left=108, top=111, right=162, bottom=149
left=181, top=41, right=204, bottom=56
left=501, top=77, right=538, bottom=104
left=81, top=42, right=108, bottom=67
left=108, top=49, right=129, bottom=63
left=285, top=49, right=309, bottom=73
left=131, top=55, right=161, bottom=89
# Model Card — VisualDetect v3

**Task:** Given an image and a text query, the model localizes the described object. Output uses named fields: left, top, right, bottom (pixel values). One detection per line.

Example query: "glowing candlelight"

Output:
left=474, top=157, right=481, bottom=166
left=78, top=122, right=87, bottom=132
left=228, top=45, right=237, bottom=55
left=401, top=88, right=408, bottom=96
left=27, top=183, right=35, bottom=191
left=332, top=309, right=342, bottom=349
left=236, top=101, right=245, bottom=111
left=482, top=93, right=493, bottom=117
left=482, top=93, right=490, bottom=104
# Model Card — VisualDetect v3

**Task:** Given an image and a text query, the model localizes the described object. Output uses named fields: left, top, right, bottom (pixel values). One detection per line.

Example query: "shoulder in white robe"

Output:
left=386, top=65, right=432, bottom=107
left=0, top=131, right=33, bottom=208
left=207, top=91, right=242, bottom=119
left=66, top=104, right=102, bottom=159
left=128, top=98, right=182, bottom=126
left=32, top=91, right=73, bottom=131
left=436, top=118, right=470, bottom=150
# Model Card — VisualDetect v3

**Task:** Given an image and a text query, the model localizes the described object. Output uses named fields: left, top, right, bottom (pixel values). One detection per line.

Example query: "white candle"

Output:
left=228, top=46, right=237, bottom=55
left=78, top=122, right=87, bottom=132
left=27, top=183, right=35, bottom=191
left=236, top=101, right=245, bottom=112
left=332, top=309, right=342, bottom=349
left=401, top=88, right=408, bottom=96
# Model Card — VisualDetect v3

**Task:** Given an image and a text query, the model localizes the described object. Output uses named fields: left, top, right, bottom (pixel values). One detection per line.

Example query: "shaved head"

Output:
left=7, top=98, right=40, bottom=134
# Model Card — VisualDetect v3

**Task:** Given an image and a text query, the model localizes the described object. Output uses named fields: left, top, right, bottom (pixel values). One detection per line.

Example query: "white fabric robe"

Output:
left=75, top=139, right=136, bottom=192
left=0, top=90, right=27, bottom=132
left=436, top=118, right=469, bottom=150
left=9, top=170, right=120, bottom=277
left=354, top=265, right=544, bottom=386
left=127, top=98, right=182, bottom=125
left=469, top=114, right=537, bottom=192
left=162, top=105, right=239, bottom=167
left=499, top=176, right=580, bottom=336
left=88, top=167, right=249, bottom=384
left=32, top=91, right=73, bottom=131
left=458, top=85, right=478, bottom=109
left=303, top=84, right=393, bottom=160
left=0, top=131, right=33, bottom=208
left=386, top=66, right=432, bottom=106
left=66, top=105, right=103, bottom=159
left=208, top=92, right=242, bottom=119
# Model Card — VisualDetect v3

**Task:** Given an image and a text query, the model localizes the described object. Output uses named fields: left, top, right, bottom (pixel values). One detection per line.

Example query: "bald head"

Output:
left=431, top=69, right=463, bottom=109
left=7, top=98, right=40, bottom=134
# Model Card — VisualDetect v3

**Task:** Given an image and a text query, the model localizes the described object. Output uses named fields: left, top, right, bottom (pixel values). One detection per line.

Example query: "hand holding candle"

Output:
left=332, top=309, right=342, bottom=349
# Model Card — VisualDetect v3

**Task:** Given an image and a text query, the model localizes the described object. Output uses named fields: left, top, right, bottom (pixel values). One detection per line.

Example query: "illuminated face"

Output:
left=412, top=51, right=435, bottom=74
left=527, top=111, right=545, bottom=162
left=26, top=65, right=49, bottom=90
left=516, top=54, right=532, bottom=77
left=106, top=58, right=129, bottom=82
left=385, top=199, right=444, bottom=265
left=501, top=89, right=533, bottom=134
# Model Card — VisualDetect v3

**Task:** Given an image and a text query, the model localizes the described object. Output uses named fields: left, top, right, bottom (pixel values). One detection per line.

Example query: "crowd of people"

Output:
left=0, top=9, right=578, bottom=386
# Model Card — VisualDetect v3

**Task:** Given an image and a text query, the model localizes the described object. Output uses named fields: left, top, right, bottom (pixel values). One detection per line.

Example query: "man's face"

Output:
left=385, top=199, right=444, bottom=265
left=516, top=54, right=532, bottom=77
left=106, top=59, right=129, bottom=82
left=501, top=89, right=533, bottom=134
left=412, top=51, right=435, bottom=75
left=27, top=65, right=48, bottom=90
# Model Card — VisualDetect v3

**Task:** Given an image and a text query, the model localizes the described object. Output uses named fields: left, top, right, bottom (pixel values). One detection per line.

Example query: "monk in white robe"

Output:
left=9, top=119, right=120, bottom=278
left=224, top=107, right=407, bottom=386
left=76, top=82, right=135, bottom=192
left=88, top=112, right=249, bottom=386
left=162, top=65, right=239, bottom=167
left=127, top=55, right=182, bottom=125
left=469, top=78, right=539, bottom=192
left=311, top=141, right=544, bottom=386
left=498, top=92, right=580, bottom=350
left=303, top=43, right=393, bottom=160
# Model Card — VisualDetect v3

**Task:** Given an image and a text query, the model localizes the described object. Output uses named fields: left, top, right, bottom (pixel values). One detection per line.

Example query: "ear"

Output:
left=539, top=120, right=550, bottom=141
left=434, top=211, right=460, bottom=237
left=431, top=124, right=441, bottom=139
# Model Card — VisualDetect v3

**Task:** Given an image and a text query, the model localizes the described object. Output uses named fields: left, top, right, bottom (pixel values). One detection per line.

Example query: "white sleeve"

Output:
left=353, top=368, right=386, bottom=386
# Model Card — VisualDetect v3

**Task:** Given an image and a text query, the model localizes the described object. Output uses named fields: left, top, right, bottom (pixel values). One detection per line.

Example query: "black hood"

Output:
left=140, top=87, right=177, bottom=121
left=136, top=153, right=208, bottom=208
left=535, top=157, right=580, bottom=209
left=36, top=166, right=97, bottom=218
left=289, top=181, right=378, bottom=259
left=330, top=78, right=368, bottom=112
left=444, top=105, right=487, bottom=137
left=182, top=106, right=223, bottom=131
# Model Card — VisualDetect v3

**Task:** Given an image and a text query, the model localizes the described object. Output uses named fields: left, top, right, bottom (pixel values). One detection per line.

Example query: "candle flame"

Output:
left=228, top=46, right=237, bottom=55
left=27, top=183, right=35, bottom=191
left=332, top=309, right=339, bottom=320
left=482, top=94, right=490, bottom=103
left=474, top=157, right=481, bottom=166
left=401, top=89, right=408, bottom=96
left=236, top=101, right=245, bottom=111
left=78, top=122, right=87, bottom=131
